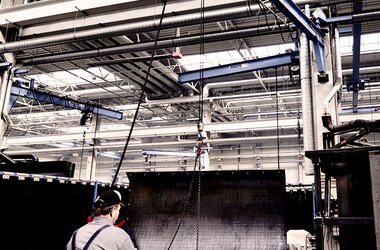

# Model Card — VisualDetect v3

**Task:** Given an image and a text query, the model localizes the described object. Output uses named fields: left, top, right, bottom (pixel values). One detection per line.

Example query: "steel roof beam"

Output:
left=178, top=51, right=299, bottom=83
left=10, top=84, right=123, bottom=120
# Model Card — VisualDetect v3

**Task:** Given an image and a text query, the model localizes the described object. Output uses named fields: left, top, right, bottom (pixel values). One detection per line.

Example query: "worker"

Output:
left=66, top=189, right=136, bottom=250
left=86, top=207, right=139, bottom=249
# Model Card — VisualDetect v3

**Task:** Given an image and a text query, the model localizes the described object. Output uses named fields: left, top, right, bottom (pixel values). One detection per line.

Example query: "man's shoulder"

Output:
left=104, top=224, right=129, bottom=236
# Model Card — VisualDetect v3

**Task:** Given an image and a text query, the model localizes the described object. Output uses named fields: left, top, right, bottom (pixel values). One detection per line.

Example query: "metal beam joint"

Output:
left=270, top=0, right=326, bottom=73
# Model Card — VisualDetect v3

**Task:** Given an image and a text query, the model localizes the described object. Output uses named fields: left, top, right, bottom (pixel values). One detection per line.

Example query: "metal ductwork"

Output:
left=0, top=0, right=354, bottom=54
left=20, top=25, right=290, bottom=66
left=145, top=76, right=299, bottom=105
left=1, top=6, right=255, bottom=53
left=5, top=134, right=301, bottom=155
left=299, top=7, right=315, bottom=176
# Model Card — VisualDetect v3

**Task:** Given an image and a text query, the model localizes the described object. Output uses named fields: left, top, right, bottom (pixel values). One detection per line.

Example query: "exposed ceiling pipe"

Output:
left=5, top=134, right=301, bottom=154
left=145, top=76, right=296, bottom=105
left=202, top=76, right=292, bottom=97
left=20, top=9, right=380, bottom=66
left=141, top=63, right=379, bottom=105
left=0, top=0, right=351, bottom=54
left=20, top=25, right=290, bottom=66
left=209, top=153, right=302, bottom=160
left=67, top=85, right=135, bottom=97
left=342, top=65, right=380, bottom=75
left=2, top=6, right=255, bottom=53
left=351, top=10, right=380, bottom=23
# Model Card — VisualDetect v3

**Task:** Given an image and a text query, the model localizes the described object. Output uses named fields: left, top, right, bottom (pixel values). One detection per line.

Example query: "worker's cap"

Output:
left=94, top=189, right=125, bottom=208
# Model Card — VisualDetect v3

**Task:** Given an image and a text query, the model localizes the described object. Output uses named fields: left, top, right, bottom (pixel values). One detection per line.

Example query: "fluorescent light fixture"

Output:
left=142, top=149, right=196, bottom=158
left=98, top=151, right=121, bottom=160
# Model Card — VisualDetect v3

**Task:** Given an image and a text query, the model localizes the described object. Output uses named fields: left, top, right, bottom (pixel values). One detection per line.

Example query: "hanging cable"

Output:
left=111, top=0, right=168, bottom=187
left=275, top=67, right=280, bottom=170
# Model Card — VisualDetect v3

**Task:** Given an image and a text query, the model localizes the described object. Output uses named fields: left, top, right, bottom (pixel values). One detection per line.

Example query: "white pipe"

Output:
left=300, top=5, right=315, bottom=176
left=146, top=76, right=295, bottom=105
left=342, top=66, right=380, bottom=76
left=203, top=76, right=285, bottom=98
left=323, top=84, right=341, bottom=115
left=141, top=63, right=380, bottom=105
left=6, top=134, right=301, bottom=154
left=210, top=153, right=303, bottom=160
left=208, top=89, right=300, bottom=101
left=145, top=95, right=199, bottom=105
left=67, top=85, right=135, bottom=97
left=323, top=28, right=343, bottom=115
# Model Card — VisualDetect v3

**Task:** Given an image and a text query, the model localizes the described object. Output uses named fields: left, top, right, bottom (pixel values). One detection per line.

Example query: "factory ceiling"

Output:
left=1, top=0, right=380, bottom=181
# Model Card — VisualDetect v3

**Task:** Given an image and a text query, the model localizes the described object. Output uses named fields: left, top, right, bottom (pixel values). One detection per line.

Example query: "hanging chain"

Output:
left=168, top=130, right=204, bottom=249
left=196, top=166, right=201, bottom=250
left=167, top=156, right=199, bottom=249
left=196, top=0, right=205, bottom=244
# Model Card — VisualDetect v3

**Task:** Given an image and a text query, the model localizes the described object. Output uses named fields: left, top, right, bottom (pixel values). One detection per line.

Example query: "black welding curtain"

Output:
left=0, top=174, right=107, bottom=250
left=0, top=170, right=286, bottom=249
left=127, top=170, right=286, bottom=250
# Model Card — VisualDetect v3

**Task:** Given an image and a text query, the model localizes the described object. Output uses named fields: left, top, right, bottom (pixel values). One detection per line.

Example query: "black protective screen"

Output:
left=127, top=170, right=286, bottom=250
left=0, top=174, right=111, bottom=250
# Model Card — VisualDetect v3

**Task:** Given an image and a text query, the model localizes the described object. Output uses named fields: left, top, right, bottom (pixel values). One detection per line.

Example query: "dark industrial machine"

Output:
left=306, top=146, right=380, bottom=250
left=0, top=151, right=75, bottom=177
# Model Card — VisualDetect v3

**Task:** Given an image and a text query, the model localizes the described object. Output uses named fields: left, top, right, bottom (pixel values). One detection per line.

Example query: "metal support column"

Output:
left=0, top=29, right=15, bottom=149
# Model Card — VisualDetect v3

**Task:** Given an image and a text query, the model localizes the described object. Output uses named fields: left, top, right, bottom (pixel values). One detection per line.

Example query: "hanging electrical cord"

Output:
left=257, top=0, right=294, bottom=43
left=275, top=67, right=280, bottom=170
left=111, top=0, right=168, bottom=187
